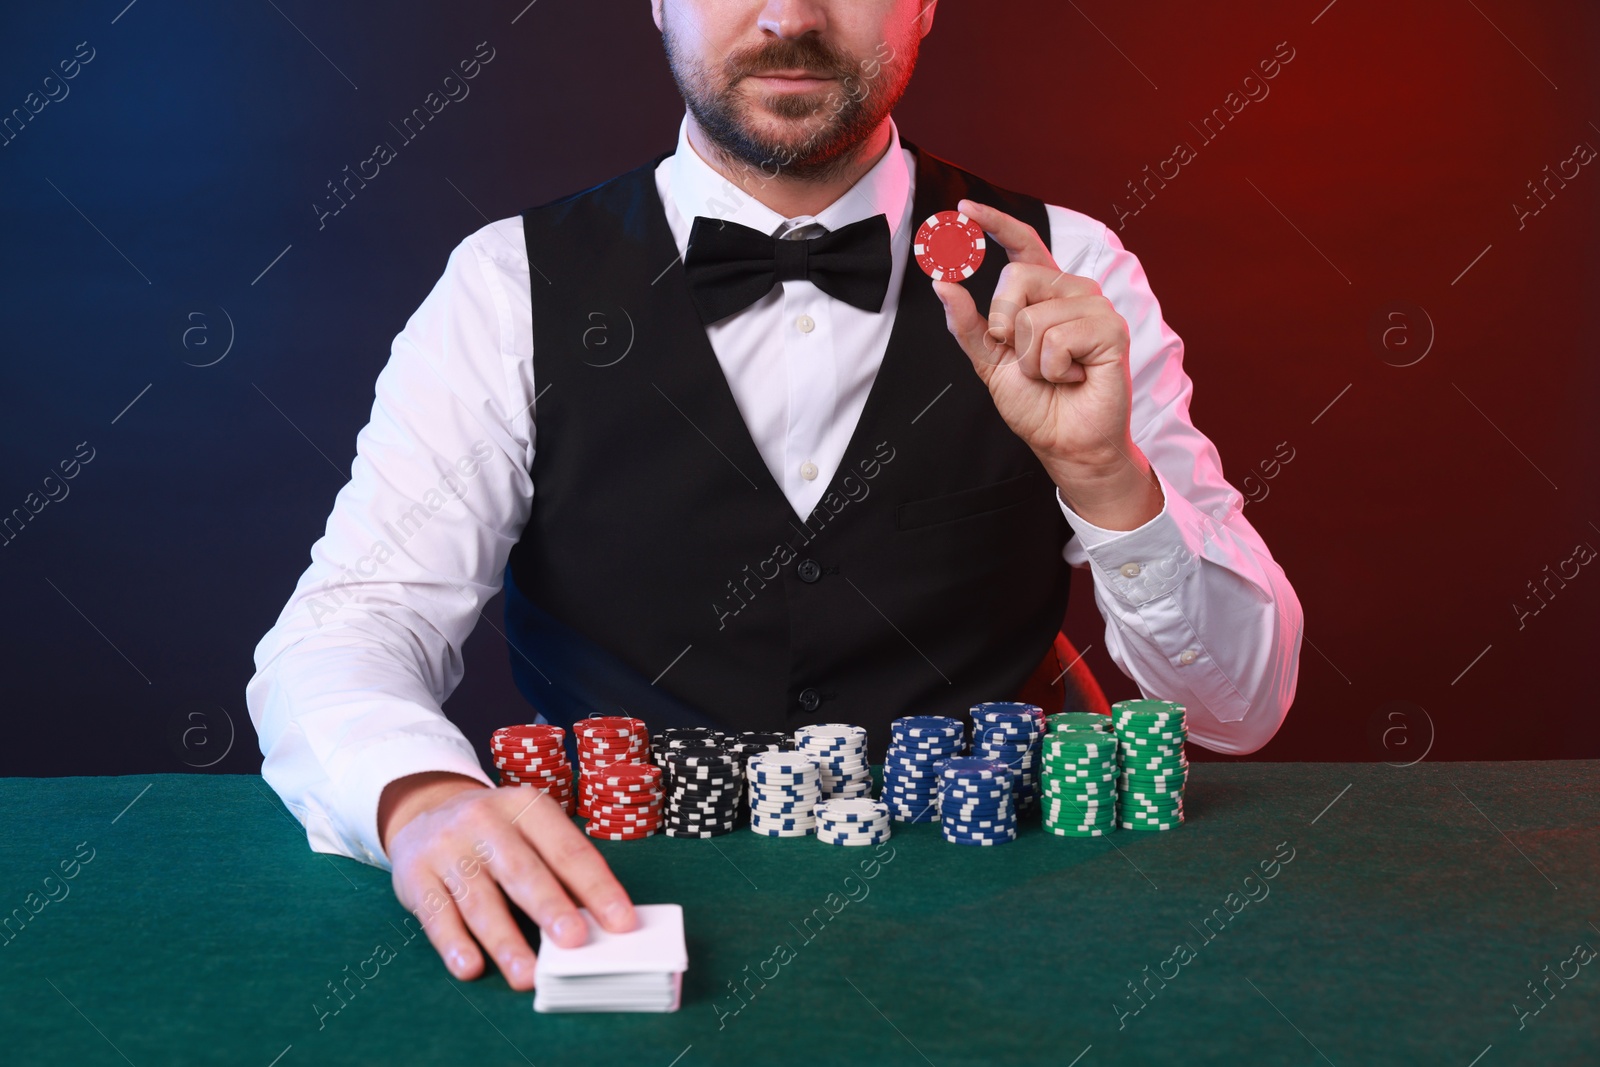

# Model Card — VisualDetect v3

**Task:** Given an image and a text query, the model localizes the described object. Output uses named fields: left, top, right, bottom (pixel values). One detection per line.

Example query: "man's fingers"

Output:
left=512, top=796, right=638, bottom=935
left=403, top=876, right=485, bottom=982
left=956, top=198, right=1055, bottom=269
left=938, top=200, right=1101, bottom=369
left=932, top=279, right=998, bottom=372
left=478, top=823, right=590, bottom=950
left=450, top=869, right=539, bottom=991
left=1005, top=296, right=1125, bottom=382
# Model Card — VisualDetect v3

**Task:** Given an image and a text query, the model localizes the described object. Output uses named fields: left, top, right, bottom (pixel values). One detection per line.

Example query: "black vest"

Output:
left=503, top=138, right=1073, bottom=756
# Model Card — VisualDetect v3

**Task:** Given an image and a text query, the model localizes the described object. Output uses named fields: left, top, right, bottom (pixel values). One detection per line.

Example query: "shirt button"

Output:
left=1119, top=562, right=1142, bottom=578
left=1179, top=649, right=1199, bottom=665
left=798, top=688, right=821, bottom=712
left=799, top=461, right=819, bottom=481
left=795, top=314, right=815, bottom=333
left=797, top=559, right=822, bottom=583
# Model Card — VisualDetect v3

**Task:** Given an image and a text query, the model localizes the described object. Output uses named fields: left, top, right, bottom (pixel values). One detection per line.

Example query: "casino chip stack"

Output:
left=575, top=717, right=651, bottom=820
left=746, top=752, right=821, bottom=837
left=1114, top=700, right=1188, bottom=831
left=1040, top=729, right=1119, bottom=837
left=584, top=761, right=664, bottom=840
left=970, top=703, right=1045, bottom=815
left=793, top=724, right=872, bottom=800
left=880, top=715, right=965, bottom=823
left=661, top=746, right=742, bottom=838
left=814, top=798, right=891, bottom=847
left=937, top=757, right=1017, bottom=845
left=491, top=724, right=574, bottom=813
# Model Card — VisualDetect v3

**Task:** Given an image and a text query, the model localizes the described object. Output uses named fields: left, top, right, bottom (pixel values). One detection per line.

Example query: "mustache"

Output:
left=726, top=38, right=853, bottom=81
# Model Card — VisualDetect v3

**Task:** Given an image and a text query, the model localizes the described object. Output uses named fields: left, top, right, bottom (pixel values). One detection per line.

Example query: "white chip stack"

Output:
left=814, top=798, right=892, bottom=847
left=747, top=752, right=822, bottom=837
left=793, top=723, right=872, bottom=799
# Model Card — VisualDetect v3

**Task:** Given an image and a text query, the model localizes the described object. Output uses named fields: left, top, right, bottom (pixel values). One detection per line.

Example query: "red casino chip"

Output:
left=588, top=802, right=658, bottom=819
left=577, top=716, right=643, bottom=738
left=584, top=824, right=659, bottom=841
left=494, top=749, right=566, bottom=765
left=587, top=782, right=662, bottom=798
left=587, top=815, right=659, bottom=829
left=493, top=751, right=567, bottom=767
left=492, top=733, right=564, bottom=749
left=489, top=735, right=566, bottom=751
left=588, top=815, right=660, bottom=831
left=913, top=210, right=986, bottom=282
left=493, top=724, right=565, bottom=744
left=497, top=765, right=569, bottom=782
left=496, top=761, right=569, bottom=779
left=596, top=764, right=661, bottom=787
left=586, top=798, right=662, bottom=814
left=498, top=773, right=571, bottom=794
left=578, top=734, right=647, bottom=749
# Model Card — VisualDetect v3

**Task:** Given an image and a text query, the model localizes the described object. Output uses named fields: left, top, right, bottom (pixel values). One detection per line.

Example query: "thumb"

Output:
left=932, top=280, right=1006, bottom=380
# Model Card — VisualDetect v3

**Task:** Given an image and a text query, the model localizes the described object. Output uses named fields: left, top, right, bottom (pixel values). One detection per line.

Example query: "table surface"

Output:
left=1, top=762, right=1595, bottom=1067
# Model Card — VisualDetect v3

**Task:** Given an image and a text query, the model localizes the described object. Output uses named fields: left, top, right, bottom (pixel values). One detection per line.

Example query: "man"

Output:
left=248, top=0, right=1302, bottom=992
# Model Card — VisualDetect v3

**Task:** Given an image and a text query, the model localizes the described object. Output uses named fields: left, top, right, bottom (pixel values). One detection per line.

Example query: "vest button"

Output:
left=797, top=559, right=822, bottom=583
left=798, top=688, right=821, bottom=712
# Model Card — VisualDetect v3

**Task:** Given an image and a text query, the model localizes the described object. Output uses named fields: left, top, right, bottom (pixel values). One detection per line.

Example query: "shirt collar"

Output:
left=665, top=111, right=912, bottom=242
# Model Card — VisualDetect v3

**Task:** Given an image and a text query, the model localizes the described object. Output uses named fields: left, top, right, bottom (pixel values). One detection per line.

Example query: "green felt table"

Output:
left=2, top=762, right=1595, bottom=1067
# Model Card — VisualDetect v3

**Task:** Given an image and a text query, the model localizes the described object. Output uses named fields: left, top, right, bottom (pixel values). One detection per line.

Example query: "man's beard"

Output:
left=661, top=13, right=916, bottom=186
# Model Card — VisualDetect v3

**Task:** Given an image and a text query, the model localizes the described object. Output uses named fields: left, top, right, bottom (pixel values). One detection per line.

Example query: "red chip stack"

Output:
left=583, top=761, right=664, bottom=840
left=491, top=724, right=574, bottom=813
left=575, top=716, right=653, bottom=820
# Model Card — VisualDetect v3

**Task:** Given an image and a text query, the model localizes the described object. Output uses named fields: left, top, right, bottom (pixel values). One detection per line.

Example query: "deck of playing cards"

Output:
left=532, top=903, right=687, bottom=1013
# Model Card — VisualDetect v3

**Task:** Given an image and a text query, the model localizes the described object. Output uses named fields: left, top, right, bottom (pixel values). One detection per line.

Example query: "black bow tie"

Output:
left=683, top=213, right=892, bottom=325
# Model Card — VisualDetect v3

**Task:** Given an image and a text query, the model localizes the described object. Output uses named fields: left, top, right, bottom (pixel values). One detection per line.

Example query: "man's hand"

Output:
left=933, top=198, right=1163, bottom=532
left=379, top=772, right=637, bottom=991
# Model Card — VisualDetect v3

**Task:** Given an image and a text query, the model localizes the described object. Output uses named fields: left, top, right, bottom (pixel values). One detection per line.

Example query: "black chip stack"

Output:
left=661, top=745, right=742, bottom=838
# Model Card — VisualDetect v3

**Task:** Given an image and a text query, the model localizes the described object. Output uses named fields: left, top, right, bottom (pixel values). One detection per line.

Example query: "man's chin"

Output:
left=737, top=88, right=833, bottom=125
left=727, top=111, right=835, bottom=156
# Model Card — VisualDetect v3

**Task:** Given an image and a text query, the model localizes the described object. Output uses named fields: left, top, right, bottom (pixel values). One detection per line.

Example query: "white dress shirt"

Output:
left=247, top=114, right=1303, bottom=868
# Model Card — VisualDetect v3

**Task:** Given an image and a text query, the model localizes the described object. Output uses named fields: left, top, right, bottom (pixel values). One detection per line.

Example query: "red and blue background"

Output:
left=1, top=0, right=1595, bottom=775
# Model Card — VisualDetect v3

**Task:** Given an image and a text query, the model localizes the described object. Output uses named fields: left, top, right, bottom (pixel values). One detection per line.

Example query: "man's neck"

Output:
left=685, top=114, right=893, bottom=220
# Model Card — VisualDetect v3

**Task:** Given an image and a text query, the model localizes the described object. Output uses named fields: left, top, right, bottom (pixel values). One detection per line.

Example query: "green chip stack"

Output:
left=1039, top=729, right=1119, bottom=836
left=1112, top=699, right=1187, bottom=830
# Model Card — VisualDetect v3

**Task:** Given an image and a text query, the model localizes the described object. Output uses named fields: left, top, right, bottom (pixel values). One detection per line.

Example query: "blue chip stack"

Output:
left=880, top=715, right=965, bottom=822
left=938, top=757, right=1018, bottom=845
left=794, top=724, right=873, bottom=799
left=747, top=752, right=822, bottom=837
left=970, top=702, right=1044, bottom=815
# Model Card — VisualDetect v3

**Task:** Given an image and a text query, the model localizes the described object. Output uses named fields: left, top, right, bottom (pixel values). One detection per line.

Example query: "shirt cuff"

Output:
left=334, top=734, right=495, bottom=870
left=1056, top=465, right=1221, bottom=607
